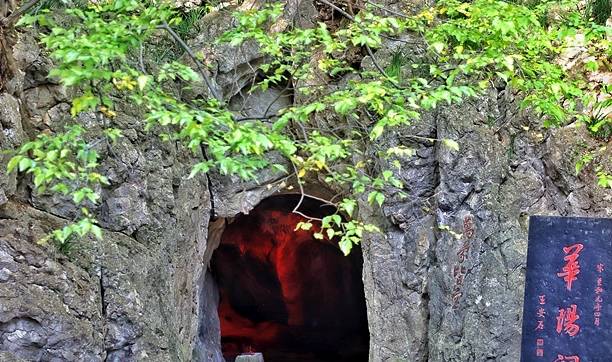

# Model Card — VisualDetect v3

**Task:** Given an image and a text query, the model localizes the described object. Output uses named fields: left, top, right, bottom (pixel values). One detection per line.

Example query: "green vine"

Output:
left=8, top=0, right=611, bottom=254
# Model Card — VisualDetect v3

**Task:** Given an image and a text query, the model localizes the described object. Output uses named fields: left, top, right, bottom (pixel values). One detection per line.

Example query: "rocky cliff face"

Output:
left=1, top=26, right=213, bottom=361
left=0, top=1, right=610, bottom=362
left=361, top=87, right=610, bottom=362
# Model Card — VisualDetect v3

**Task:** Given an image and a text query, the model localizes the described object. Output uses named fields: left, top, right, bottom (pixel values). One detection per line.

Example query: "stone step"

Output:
left=235, top=352, right=264, bottom=362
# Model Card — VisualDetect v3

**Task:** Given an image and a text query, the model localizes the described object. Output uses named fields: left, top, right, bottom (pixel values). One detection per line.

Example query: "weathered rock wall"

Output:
left=0, top=3, right=295, bottom=360
left=427, top=93, right=609, bottom=362
left=0, top=1, right=610, bottom=362
left=1, top=28, right=214, bottom=361
left=361, top=86, right=610, bottom=362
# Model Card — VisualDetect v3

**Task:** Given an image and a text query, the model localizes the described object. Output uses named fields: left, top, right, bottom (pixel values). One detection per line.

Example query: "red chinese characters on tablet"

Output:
left=557, top=244, right=584, bottom=291
left=556, top=304, right=580, bottom=337
left=594, top=263, right=605, bottom=327
left=554, top=355, right=580, bottom=362
left=521, top=216, right=612, bottom=362
left=535, top=295, right=546, bottom=356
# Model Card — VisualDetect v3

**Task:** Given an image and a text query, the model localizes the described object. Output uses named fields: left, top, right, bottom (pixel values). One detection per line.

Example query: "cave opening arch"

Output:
left=209, top=194, right=369, bottom=362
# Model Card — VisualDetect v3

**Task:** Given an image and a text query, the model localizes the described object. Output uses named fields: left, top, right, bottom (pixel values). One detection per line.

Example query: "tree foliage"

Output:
left=6, top=0, right=611, bottom=253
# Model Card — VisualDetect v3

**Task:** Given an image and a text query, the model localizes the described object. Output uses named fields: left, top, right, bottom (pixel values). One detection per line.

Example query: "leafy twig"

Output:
left=316, top=0, right=401, bottom=88
left=157, top=21, right=222, bottom=101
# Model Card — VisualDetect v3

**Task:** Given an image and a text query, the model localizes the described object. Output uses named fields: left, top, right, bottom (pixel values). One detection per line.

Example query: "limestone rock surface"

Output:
left=0, top=2, right=610, bottom=362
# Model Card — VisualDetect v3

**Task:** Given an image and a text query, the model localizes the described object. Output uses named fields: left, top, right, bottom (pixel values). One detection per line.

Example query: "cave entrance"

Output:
left=210, top=194, right=369, bottom=362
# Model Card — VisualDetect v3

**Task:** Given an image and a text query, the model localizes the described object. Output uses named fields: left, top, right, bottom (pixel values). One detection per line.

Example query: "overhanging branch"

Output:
left=316, top=0, right=402, bottom=89
left=0, top=0, right=41, bottom=28
left=157, top=21, right=222, bottom=102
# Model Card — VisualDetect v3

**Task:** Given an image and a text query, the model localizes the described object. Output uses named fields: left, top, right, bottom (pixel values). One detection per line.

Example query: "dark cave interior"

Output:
left=210, top=195, right=369, bottom=362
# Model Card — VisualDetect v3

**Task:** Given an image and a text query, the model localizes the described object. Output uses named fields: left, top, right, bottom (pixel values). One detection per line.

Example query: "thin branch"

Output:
left=293, top=210, right=323, bottom=222
left=362, top=0, right=409, bottom=18
left=328, top=191, right=345, bottom=204
left=316, top=0, right=402, bottom=89
left=290, top=162, right=328, bottom=222
left=404, top=134, right=437, bottom=142
left=293, top=119, right=309, bottom=143
left=291, top=161, right=306, bottom=215
left=380, top=33, right=422, bottom=45
left=300, top=191, right=337, bottom=207
left=289, top=161, right=336, bottom=222
left=234, top=115, right=276, bottom=122
left=138, top=43, right=146, bottom=73
left=262, top=83, right=292, bottom=117
left=157, top=22, right=222, bottom=101
left=0, top=0, right=41, bottom=27
left=364, top=45, right=400, bottom=88
left=271, top=171, right=297, bottom=189
left=317, top=0, right=353, bottom=20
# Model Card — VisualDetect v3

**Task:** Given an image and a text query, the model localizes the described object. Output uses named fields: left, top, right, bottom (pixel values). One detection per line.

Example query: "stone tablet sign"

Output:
left=521, top=216, right=612, bottom=362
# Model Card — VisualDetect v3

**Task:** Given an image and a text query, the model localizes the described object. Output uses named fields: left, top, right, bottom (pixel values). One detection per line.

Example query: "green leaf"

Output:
left=271, top=164, right=288, bottom=174
left=340, top=199, right=356, bottom=217
left=7, top=156, right=21, bottom=173
left=91, top=224, right=103, bottom=239
left=51, top=183, right=70, bottom=194
left=334, top=98, right=357, bottom=115
left=295, top=221, right=313, bottom=231
left=137, top=75, right=149, bottom=91
left=188, top=162, right=210, bottom=179
left=503, top=55, right=514, bottom=71
left=73, top=189, right=86, bottom=204
left=370, top=123, right=385, bottom=140
left=442, top=139, right=459, bottom=152
left=585, top=60, right=599, bottom=72
left=86, top=191, right=99, bottom=204
left=375, top=192, right=385, bottom=207
left=431, top=42, right=445, bottom=54
left=367, top=191, right=385, bottom=207
left=46, top=150, right=58, bottom=162
left=71, top=93, right=99, bottom=116
left=339, top=239, right=352, bottom=256
left=33, top=173, right=45, bottom=188
left=364, top=224, right=381, bottom=233
left=18, top=158, right=32, bottom=172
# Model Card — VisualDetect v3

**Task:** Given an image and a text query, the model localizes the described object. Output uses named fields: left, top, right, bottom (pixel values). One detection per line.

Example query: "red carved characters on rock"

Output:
left=557, top=243, right=584, bottom=291
left=463, top=215, right=475, bottom=239
left=556, top=304, right=580, bottom=337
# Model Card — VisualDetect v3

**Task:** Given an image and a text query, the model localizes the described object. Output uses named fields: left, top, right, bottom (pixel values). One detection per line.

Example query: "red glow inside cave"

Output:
left=211, top=195, right=369, bottom=362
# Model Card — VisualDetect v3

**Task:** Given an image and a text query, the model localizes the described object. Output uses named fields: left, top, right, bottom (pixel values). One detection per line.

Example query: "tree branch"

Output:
left=0, top=0, right=41, bottom=27
left=316, top=0, right=402, bottom=89
left=362, top=0, right=409, bottom=19
left=157, top=21, right=222, bottom=101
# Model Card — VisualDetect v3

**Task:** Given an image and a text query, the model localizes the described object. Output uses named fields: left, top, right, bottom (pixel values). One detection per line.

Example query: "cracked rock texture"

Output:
left=1, top=1, right=611, bottom=362
left=2, top=28, right=214, bottom=361
left=360, top=86, right=610, bottom=361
